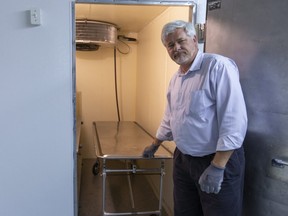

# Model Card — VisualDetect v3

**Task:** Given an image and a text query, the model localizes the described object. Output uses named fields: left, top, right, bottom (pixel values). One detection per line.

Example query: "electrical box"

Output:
left=30, top=8, right=41, bottom=25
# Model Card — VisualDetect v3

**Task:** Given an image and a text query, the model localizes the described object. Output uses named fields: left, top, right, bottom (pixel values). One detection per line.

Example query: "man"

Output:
left=143, top=20, right=248, bottom=216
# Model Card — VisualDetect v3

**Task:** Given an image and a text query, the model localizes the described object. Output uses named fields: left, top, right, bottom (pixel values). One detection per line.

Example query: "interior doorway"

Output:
left=73, top=1, right=196, bottom=215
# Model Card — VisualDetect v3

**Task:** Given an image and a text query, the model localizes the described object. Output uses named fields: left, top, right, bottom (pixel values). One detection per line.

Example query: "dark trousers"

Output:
left=173, top=147, right=245, bottom=216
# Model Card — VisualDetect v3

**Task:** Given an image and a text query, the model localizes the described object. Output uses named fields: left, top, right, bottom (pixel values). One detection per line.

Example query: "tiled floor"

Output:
left=78, top=159, right=169, bottom=216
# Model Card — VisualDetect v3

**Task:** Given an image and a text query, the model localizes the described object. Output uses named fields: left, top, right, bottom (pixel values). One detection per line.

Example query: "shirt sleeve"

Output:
left=213, top=58, right=248, bottom=151
left=156, top=83, right=174, bottom=141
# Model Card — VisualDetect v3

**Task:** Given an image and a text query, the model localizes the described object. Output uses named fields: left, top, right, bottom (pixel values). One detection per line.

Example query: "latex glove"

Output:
left=198, top=163, right=225, bottom=194
left=142, top=143, right=160, bottom=158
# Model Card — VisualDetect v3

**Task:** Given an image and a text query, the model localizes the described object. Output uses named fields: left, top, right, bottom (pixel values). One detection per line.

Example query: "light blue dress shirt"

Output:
left=156, top=51, right=248, bottom=156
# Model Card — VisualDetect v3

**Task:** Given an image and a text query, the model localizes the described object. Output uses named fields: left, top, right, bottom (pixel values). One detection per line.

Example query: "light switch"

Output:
left=30, top=8, right=41, bottom=25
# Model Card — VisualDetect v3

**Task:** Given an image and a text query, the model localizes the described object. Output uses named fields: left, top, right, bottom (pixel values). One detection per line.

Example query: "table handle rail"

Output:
left=104, top=210, right=161, bottom=215
left=105, top=168, right=163, bottom=174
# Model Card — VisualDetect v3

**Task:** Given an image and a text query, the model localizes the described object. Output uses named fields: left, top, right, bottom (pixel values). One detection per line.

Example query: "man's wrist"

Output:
left=153, top=138, right=163, bottom=146
left=211, top=161, right=225, bottom=170
left=212, top=150, right=234, bottom=168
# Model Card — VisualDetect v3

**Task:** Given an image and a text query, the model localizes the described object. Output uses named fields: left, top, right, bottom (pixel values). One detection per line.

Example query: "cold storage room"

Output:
left=75, top=3, right=192, bottom=215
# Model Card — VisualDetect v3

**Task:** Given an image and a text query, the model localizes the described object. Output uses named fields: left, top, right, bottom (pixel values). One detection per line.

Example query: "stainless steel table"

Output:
left=92, top=121, right=173, bottom=216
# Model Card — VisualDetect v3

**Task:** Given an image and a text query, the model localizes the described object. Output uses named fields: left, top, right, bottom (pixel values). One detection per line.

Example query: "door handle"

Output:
left=271, top=158, right=288, bottom=168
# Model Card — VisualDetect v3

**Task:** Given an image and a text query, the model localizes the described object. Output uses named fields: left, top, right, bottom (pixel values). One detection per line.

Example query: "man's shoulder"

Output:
left=202, top=52, right=236, bottom=67
left=203, top=52, right=229, bottom=61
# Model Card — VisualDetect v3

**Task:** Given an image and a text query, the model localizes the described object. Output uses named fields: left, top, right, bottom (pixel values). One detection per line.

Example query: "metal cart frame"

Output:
left=92, top=121, right=173, bottom=216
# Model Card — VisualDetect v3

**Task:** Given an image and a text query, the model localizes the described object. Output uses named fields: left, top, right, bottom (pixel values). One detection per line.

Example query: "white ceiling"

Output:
left=75, top=4, right=170, bottom=33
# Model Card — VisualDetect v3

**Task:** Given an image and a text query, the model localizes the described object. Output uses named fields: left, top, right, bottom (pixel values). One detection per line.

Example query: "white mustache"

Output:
left=173, top=51, right=185, bottom=59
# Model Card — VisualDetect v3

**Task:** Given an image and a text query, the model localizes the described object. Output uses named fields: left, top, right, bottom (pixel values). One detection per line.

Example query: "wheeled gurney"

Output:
left=92, top=121, right=173, bottom=216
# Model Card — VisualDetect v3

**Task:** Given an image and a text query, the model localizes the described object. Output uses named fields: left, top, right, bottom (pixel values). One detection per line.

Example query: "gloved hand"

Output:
left=198, top=162, right=225, bottom=194
left=142, top=143, right=160, bottom=158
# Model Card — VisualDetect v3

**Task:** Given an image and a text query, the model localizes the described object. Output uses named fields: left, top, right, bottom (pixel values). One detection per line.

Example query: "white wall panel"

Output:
left=0, top=1, right=75, bottom=216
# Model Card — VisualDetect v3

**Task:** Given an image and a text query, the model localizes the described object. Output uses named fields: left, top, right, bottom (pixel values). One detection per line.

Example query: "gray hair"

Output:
left=161, top=20, right=196, bottom=45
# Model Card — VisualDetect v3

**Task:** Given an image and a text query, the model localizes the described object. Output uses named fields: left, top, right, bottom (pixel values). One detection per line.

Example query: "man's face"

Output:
left=164, top=28, right=198, bottom=68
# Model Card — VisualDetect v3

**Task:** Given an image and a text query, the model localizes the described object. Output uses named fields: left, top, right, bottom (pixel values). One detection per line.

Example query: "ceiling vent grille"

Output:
left=76, top=20, right=118, bottom=51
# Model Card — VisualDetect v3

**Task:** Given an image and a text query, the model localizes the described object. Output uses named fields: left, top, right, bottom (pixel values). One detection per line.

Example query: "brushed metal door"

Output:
left=206, top=0, right=288, bottom=215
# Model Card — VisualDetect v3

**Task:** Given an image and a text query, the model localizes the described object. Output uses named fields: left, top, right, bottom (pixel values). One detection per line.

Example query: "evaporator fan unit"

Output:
left=76, top=20, right=118, bottom=51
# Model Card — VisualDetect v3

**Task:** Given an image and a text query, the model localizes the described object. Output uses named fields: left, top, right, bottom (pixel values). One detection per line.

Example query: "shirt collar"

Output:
left=177, top=50, right=203, bottom=76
